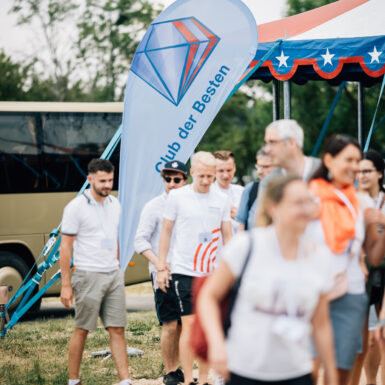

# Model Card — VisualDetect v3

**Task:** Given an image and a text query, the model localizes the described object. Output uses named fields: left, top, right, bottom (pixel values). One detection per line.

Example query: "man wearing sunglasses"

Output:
left=134, top=160, right=188, bottom=385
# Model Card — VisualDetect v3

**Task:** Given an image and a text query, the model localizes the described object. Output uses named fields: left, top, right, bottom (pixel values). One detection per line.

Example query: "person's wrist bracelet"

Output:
left=377, top=318, right=385, bottom=328
left=157, top=268, right=166, bottom=272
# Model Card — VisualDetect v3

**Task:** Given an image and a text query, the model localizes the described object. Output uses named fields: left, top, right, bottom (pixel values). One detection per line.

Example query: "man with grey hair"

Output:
left=257, top=119, right=321, bottom=212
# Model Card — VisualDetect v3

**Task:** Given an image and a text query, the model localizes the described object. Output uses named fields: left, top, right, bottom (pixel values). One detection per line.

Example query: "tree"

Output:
left=197, top=85, right=273, bottom=183
left=9, top=0, right=160, bottom=101
left=10, top=0, right=81, bottom=101
left=0, top=51, right=29, bottom=100
left=76, top=0, right=160, bottom=101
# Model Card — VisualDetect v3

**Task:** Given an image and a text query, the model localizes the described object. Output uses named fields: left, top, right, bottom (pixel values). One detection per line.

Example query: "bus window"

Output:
left=0, top=112, right=43, bottom=194
left=41, top=112, right=121, bottom=192
left=0, top=111, right=122, bottom=193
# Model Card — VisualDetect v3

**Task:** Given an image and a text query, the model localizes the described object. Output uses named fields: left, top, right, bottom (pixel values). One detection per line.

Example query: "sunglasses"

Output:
left=164, top=176, right=184, bottom=183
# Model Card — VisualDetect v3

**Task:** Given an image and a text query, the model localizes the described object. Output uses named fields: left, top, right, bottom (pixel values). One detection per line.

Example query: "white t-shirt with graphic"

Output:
left=212, top=182, right=244, bottom=235
left=164, top=184, right=231, bottom=277
left=223, top=226, right=333, bottom=381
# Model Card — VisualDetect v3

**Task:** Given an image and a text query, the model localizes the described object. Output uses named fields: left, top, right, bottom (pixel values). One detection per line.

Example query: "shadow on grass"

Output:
left=13, top=307, right=74, bottom=323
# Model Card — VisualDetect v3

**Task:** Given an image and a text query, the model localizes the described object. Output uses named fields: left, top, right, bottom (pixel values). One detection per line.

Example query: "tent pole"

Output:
left=358, top=82, right=365, bottom=148
left=273, top=79, right=280, bottom=121
left=283, top=81, right=291, bottom=119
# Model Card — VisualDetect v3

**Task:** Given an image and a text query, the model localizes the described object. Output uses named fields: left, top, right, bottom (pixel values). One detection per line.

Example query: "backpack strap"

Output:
left=245, top=181, right=259, bottom=230
left=223, top=232, right=254, bottom=335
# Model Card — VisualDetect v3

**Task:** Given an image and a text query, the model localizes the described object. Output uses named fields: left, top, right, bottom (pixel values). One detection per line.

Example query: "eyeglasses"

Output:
left=164, top=176, right=184, bottom=183
left=357, top=169, right=377, bottom=175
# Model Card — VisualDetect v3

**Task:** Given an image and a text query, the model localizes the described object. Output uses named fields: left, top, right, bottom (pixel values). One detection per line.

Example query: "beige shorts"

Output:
left=71, top=269, right=126, bottom=331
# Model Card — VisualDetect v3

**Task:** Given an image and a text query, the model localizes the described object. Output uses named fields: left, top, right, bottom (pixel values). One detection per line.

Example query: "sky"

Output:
left=0, top=0, right=287, bottom=62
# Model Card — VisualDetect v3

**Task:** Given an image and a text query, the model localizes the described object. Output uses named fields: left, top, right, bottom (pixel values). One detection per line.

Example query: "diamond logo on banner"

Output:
left=131, top=17, right=220, bottom=106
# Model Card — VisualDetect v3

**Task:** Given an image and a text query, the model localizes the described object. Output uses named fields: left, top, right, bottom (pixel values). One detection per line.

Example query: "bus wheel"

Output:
left=0, top=251, right=41, bottom=313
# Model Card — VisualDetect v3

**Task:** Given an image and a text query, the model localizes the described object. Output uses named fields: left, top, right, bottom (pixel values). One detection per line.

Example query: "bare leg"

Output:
left=338, top=368, right=352, bottom=385
left=364, top=330, right=380, bottom=384
left=161, top=321, right=181, bottom=373
left=179, top=315, right=195, bottom=384
left=350, top=317, right=369, bottom=385
left=108, top=327, right=130, bottom=381
left=68, top=328, right=89, bottom=379
left=198, top=358, right=210, bottom=384
left=312, top=358, right=320, bottom=384
left=380, top=348, right=385, bottom=385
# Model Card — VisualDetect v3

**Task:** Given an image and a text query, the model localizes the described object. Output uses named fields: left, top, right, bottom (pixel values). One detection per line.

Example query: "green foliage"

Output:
left=7, top=0, right=160, bottom=102
left=286, top=0, right=334, bottom=15
left=0, top=51, right=29, bottom=101
left=77, top=0, right=160, bottom=101
left=198, top=86, right=273, bottom=182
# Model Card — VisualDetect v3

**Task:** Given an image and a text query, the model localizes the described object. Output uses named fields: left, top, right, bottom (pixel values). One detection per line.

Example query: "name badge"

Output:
left=199, top=232, right=213, bottom=243
left=101, top=238, right=114, bottom=250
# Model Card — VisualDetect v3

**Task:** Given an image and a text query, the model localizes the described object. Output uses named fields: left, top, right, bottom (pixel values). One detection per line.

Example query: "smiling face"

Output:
left=191, top=161, right=216, bottom=193
left=215, top=157, right=236, bottom=189
left=88, top=171, right=114, bottom=197
left=324, top=144, right=361, bottom=188
left=357, top=159, right=382, bottom=192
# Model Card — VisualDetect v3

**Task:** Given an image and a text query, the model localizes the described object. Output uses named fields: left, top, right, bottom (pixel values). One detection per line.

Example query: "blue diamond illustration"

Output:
left=131, top=17, right=220, bottom=106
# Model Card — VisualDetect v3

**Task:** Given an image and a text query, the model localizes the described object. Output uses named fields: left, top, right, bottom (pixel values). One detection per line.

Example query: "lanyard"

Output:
left=375, top=192, right=384, bottom=210
left=302, top=157, right=312, bottom=182
left=333, top=188, right=363, bottom=257
left=333, top=189, right=357, bottom=220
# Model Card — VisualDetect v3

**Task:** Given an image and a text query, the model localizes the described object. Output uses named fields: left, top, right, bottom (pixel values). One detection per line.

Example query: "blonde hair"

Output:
left=191, top=151, right=216, bottom=169
left=256, top=175, right=302, bottom=227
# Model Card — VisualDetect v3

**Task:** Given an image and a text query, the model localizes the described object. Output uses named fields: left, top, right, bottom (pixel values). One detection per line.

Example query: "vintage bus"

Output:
left=0, top=102, right=149, bottom=311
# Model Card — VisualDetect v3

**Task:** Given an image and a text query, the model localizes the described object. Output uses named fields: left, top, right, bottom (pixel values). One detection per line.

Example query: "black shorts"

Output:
left=151, top=274, right=180, bottom=325
left=226, top=373, right=314, bottom=385
left=172, top=274, right=194, bottom=317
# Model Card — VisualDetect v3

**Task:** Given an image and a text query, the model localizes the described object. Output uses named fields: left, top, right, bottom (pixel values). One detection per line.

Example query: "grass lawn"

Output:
left=0, top=283, right=164, bottom=385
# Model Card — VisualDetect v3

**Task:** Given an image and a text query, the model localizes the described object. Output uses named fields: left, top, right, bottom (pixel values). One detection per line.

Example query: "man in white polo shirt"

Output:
left=60, top=159, right=131, bottom=385
left=212, top=150, right=244, bottom=235
left=157, top=151, right=232, bottom=385
left=134, top=160, right=188, bottom=385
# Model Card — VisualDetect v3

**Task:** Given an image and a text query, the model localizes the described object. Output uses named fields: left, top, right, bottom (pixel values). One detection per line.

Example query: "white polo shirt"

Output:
left=164, top=184, right=231, bottom=277
left=61, top=189, right=121, bottom=272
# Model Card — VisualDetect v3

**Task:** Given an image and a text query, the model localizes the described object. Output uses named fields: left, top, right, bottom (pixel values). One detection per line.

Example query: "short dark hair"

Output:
left=363, top=150, right=385, bottom=192
left=312, top=134, right=361, bottom=181
left=87, top=159, right=115, bottom=174
left=213, top=150, right=235, bottom=161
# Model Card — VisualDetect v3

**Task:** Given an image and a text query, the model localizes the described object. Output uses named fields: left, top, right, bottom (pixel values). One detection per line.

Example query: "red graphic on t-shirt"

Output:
left=193, top=228, right=220, bottom=273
